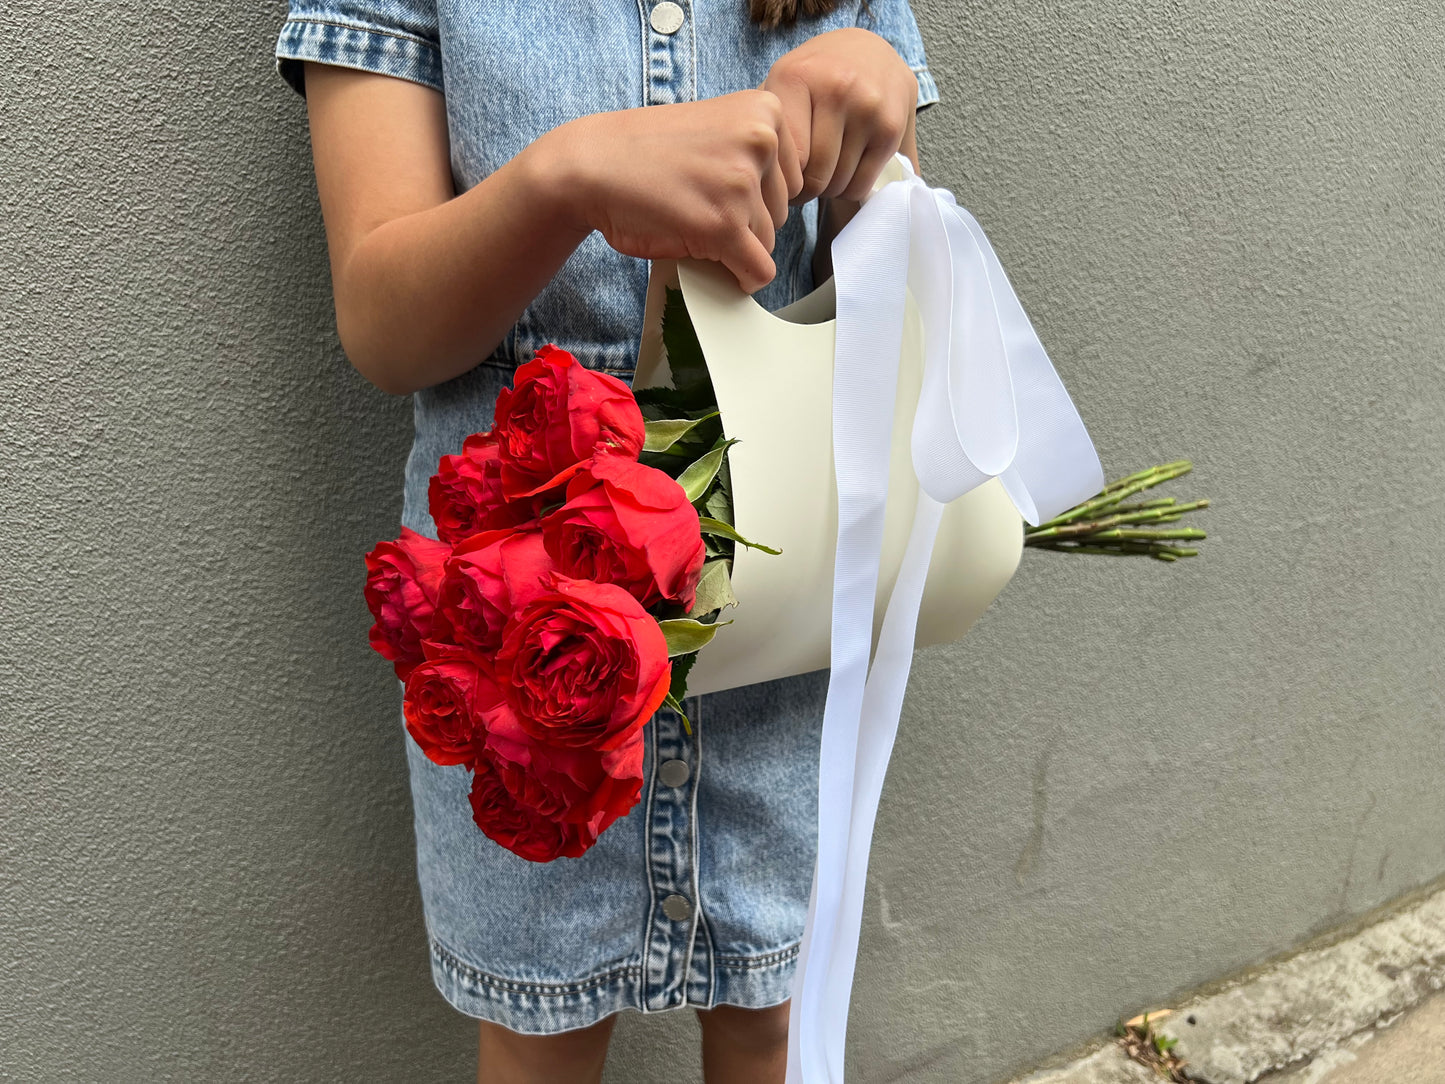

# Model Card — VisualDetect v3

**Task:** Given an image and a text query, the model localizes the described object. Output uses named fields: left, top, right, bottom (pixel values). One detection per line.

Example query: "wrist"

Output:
left=522, top=122, right=597, bottom=242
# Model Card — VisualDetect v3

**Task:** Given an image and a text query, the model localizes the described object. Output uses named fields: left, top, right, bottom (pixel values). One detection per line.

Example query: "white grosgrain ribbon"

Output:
left=786, top=153, right=1104, bottom=1083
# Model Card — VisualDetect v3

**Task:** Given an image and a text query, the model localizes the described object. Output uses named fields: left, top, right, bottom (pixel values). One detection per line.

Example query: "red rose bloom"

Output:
left=402, top=652, right=507, bottom=766
left=493, top=344, right=645, bottom=499
left=363, top=527, right=453, bottom=682
left=482, top=700, right=646, bottom=830
left=428, top=431, right=544, bottom=545
left=432, top=528, right=556, bottom=655
left=467, top=754, right=598, bottom=862
left=496, top=576, right=671, bottom=751
left=542, top=454, right=706, bottom=611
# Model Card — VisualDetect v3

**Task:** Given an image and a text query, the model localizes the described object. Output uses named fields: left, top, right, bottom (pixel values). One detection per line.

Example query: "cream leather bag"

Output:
left=634, top=237, right=1025, bottom=699
left=636, top=152, right=1104, bottom=1083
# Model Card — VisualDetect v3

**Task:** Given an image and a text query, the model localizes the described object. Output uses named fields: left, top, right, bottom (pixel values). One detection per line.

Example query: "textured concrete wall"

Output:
left=2, top=1, right=1441, bottom=1082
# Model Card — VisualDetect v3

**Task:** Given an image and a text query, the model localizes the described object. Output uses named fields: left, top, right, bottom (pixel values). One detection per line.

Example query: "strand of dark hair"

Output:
left=748, top=0, right=873, bottom=30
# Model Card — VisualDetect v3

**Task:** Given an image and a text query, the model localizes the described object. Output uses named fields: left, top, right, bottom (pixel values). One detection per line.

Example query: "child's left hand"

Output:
left=758, top=27, right=923, bottom=206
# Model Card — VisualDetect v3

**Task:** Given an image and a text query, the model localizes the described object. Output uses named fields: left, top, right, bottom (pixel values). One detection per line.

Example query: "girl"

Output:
left=273, top=1, right=938, bottom=1079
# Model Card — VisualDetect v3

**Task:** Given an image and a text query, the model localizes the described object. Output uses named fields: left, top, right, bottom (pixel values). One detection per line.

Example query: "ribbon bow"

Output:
left=785, top=153, right=1104, bottom=1082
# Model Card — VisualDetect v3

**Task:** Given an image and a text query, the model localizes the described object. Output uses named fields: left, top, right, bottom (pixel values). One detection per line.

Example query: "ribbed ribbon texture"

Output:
left=785, top=153, right=1105, bottom=1082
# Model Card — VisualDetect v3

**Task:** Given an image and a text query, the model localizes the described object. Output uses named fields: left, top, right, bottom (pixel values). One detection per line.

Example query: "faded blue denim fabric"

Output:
left=275, top=0, right=940, bottom=1031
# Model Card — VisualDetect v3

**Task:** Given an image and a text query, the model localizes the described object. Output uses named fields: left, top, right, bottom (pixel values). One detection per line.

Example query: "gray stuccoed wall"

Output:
left=3, top=1, right=1441, bottom=1081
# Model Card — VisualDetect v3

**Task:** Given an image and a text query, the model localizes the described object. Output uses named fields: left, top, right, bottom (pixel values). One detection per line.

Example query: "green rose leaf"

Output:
left=697, top=516, right=781, bottom=555
left=668, top=651, right=698, bottom=703
left=657, top=617, right=733, bottom=657
left=703, top=478, right=732, bottom=523
left=643, top=412, right=720, bottom=453
left=686, top=559, right=738, bottom=618
left=678, top=439, right=740, bottom=504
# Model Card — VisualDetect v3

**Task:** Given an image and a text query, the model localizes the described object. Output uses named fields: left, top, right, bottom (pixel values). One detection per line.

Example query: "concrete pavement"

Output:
left=1005, top=884, right=1445, bottom=1084
left=1260, top=991, right=1445, bottom=1084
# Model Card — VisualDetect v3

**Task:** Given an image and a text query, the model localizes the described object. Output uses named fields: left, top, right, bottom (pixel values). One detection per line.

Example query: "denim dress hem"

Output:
left=426, top=934, right=800, bottom=1033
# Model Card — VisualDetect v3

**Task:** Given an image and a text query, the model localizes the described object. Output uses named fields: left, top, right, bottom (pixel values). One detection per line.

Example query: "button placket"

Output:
left=642, top=701, right=703, bottom=1009
left=681, top=693, right=715, bottom=1008
left=642, top=0, right=694, bottom=107
left=636, top=0, right=704, bottom=1010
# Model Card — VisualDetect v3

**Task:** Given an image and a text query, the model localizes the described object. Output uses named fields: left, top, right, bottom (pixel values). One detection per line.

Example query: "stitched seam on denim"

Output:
left=692, top=692, right=720, bottom=1006
left=915, top=66, right=941, bottom=106
left=482, top=359, right=636, bottom=376
left=635, top=0, right=649, bottom=106
left=430, top=936, right=642, bottom=996
left=655, top=706, right=687, bottom=1004
left=640, top=709, right=660, bottom=993
left=687, top=0, right=698, bottom=107
left=506, top=332, right=636, bottom=372
left=280, top=16, right=440, bottom=55
left=680, top=691, right=703, bottom=991
left=714, top=941, right=802, bottom=969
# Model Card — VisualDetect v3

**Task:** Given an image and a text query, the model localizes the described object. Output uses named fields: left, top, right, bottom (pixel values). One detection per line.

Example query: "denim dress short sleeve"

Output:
left=858, top=0, right=941, bottom=111
left=275, top=0, right=444, bottom=98
left=275, top=0, right=941, bottom=1032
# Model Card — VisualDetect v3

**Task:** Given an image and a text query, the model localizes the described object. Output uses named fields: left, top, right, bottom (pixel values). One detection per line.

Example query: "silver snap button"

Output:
left=659, top=758, right=690, bottom=787
left=650, top=1, right=685, bottom=35
left=662, top=893, right=693, bottom=921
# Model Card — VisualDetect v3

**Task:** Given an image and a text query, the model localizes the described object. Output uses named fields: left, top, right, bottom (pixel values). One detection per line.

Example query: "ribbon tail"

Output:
left=787, top=176, right=914, bottom=1084
left=819, top=492, right=948, bottom=1078
left=788, top=152, right=1106, bottom=1084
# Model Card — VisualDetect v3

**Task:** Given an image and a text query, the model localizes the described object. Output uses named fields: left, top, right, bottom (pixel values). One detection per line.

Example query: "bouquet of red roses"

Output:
left=362, top=291, right=774, bottom=862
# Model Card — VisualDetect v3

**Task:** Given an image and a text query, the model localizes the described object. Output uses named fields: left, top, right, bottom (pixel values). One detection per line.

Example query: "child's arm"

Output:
left=302, top=64, right=803, bottom=397
left=301, top=63, right=591, bottom=397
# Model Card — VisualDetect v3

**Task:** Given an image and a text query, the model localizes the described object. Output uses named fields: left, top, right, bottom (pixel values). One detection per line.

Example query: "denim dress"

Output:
left=274, top=0, right=940, bottom=1033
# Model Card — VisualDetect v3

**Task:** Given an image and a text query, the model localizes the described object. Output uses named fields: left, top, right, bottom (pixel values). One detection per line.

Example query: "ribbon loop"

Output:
left=785, top=154, right=1103, bottom=1083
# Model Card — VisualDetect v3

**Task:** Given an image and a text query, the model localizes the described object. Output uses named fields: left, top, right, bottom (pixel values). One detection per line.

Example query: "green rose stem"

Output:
left=1027, top=501, right=1211, bottom=540
left=1024, top=460, right=1211, bottom=562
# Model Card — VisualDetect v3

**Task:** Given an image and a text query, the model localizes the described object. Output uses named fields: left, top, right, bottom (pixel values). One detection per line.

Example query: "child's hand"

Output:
left=544, top=91, right=805, bottom=295
left=759, top=28, right=922, bottom=205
